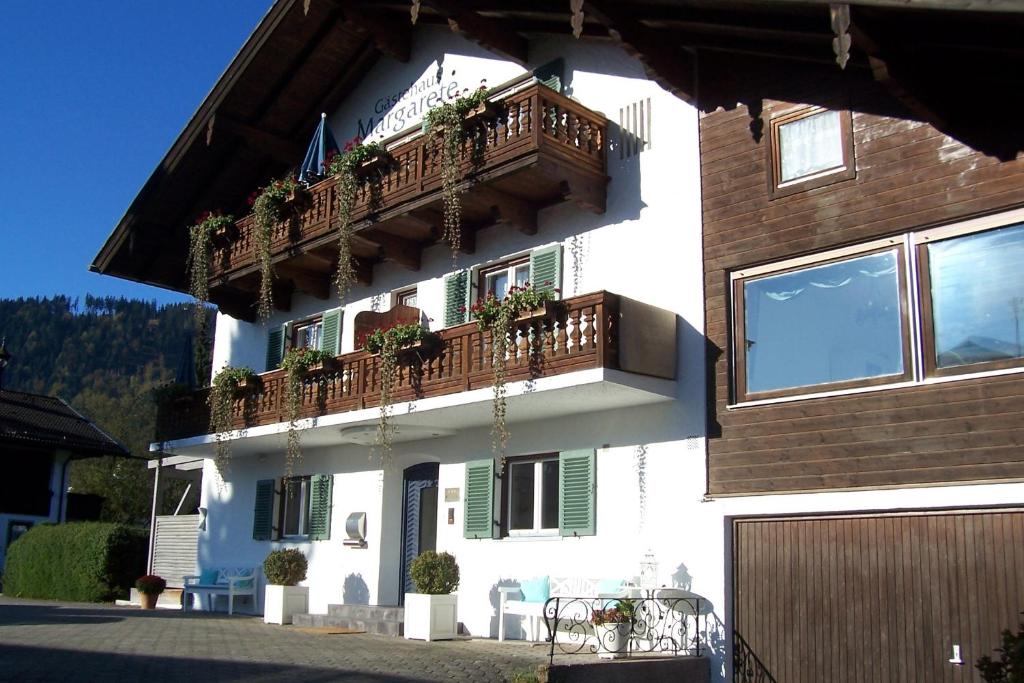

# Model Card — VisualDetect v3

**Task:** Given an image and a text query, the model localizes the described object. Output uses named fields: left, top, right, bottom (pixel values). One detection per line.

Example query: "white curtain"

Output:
left=779, top=110, right=844, bottom=183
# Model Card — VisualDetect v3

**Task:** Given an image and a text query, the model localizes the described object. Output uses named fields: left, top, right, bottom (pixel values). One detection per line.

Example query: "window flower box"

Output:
left=283, top=186, right=312, bottom=213
left=210, top=222, right=240, bottom=248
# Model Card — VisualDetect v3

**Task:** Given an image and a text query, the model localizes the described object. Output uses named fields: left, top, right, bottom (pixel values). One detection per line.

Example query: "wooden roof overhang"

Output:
left=92, top=0, right=1024, bottom=296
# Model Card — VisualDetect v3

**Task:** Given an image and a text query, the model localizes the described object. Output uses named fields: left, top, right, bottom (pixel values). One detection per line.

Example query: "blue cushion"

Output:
left=199, top=569, right=218, bottom=585
left=597, top=578, right=623, bottom=595
left=235, top=577, right=254, bottom=589
left=519, top=576, right=550, bottom=603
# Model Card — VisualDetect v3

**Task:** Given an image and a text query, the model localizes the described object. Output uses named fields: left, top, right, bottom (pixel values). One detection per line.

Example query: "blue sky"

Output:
left=0, top=1, right=271, bottom=306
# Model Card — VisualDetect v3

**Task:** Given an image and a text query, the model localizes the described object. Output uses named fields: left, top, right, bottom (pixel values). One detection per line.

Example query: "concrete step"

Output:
left=327, top=603, right=404, bottom=623
left=294, top=605, right=404, bottom=637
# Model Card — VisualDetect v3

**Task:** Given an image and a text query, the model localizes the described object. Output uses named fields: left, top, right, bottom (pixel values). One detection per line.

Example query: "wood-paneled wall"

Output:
left=702, top=82, right=1024, bottom=496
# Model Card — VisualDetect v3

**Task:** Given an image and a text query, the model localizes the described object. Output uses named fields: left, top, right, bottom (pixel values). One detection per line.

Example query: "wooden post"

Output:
left=147, top=462, right=162, bottom=576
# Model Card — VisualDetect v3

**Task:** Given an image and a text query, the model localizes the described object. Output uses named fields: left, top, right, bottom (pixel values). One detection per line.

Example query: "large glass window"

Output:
left=506, top=456, right=559, bottom=534
left=738, top=249, right=908, bottom=398
left=925, top=222, right=1024, bottom=371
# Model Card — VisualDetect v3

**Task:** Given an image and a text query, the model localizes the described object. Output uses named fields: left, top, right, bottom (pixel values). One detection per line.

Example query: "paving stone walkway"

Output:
left=0, top=597, right=551, bottom=682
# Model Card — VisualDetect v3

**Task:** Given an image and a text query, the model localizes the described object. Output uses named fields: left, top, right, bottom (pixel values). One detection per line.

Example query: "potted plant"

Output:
left=280, top=347, right=335, bottom=476
left=263, top=548, right=309, bottom=625
left=359, top=323, right=439, bottom=466
left=186, top=211, right=235, bottom=328
left=135, top=574, right=167, bottom=610
left=590, top=599, right=634, bottom=659
left=468, top=282, right=559, bottom=470
left=250, top=175, right=306, bottom=320
left=404, top=551, right=460, bottom=641
left=208, top=366, right=258, bottom=477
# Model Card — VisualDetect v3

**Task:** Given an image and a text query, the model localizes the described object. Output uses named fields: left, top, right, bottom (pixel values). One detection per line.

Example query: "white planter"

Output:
left=263, top=584, right=309, bottom=625
left=403, top=592, right=458, bottom=641
left=595, top=622, right=632, bottom=659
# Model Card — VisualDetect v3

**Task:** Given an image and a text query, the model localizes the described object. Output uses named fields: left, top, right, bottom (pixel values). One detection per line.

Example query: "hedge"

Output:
left=2, top=522, right=147, bottom=602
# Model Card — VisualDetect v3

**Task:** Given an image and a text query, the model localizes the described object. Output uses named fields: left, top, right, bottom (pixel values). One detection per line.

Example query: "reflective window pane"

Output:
left=487, top=271, right=509, bottom=299
left=541, top=460, right=559, bottom=529
left=743, top=250, right=905, bottom=394
left=509, top=462, right=535, bottom=530
left=778, top=110, right=844, bottom=183
left=283, top=479, right=302, bottom=536
left=928, top=223, right=1024, bottom=369
left=515, top=265, right=530, bottom=289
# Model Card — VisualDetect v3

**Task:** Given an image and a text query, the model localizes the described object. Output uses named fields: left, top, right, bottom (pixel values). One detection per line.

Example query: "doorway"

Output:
left=399, top=462, right=439, bottom=603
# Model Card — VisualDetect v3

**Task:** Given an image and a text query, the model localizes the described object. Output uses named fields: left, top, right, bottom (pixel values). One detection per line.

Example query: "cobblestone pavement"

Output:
left=0, top=597, right=552, bottom=683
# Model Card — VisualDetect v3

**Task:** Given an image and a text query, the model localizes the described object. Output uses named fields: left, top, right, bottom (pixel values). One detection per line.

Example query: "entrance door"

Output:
left=399, top=463, right=439, bottom=602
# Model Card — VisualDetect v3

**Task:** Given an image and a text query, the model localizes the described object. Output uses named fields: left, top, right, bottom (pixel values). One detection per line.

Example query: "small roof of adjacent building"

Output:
left=0, top=389, right=132, bottom=458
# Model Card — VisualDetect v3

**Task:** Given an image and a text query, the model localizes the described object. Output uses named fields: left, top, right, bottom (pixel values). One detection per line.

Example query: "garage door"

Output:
left=733, top=510, right=1024, bottom=683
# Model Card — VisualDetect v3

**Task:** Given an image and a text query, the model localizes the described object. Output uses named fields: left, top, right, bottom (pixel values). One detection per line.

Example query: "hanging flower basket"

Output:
left=355, top=151, right=392, bottom=179
left=464, top=99, right=502, bottom=125
left=514, top=299, right=561, bottom=324
left=284, top=186, right=312, bottom=213
left=210, top=222, right=241, bottom=248
left=232, top=375, right=260, bottom=396
left=304, top=356, right=341, bottom=376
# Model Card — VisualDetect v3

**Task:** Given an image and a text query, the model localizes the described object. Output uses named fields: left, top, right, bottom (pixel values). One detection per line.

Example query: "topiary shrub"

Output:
left=978, top=613, right=1024, bottom=682
left=2, top=522, right=147, bottom=602
left=135, top=575, right=167, bottom=595
left=263, top=548, right=307, bottom=586
left=409, top=551, right=459, bottom=595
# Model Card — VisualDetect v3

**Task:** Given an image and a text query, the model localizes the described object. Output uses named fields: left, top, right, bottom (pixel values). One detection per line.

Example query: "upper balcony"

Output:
left=154, top=291, right=677, bottom=451
left=208, top=81, right=608, bottom=320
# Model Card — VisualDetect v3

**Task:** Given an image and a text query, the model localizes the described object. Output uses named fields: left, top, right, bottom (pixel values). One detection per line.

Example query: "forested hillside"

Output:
left=0, top=296, right=212, bottom=524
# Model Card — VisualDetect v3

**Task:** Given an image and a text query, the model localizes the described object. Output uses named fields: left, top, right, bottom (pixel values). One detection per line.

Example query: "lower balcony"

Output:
left=153, top=292, right=677, bottom=453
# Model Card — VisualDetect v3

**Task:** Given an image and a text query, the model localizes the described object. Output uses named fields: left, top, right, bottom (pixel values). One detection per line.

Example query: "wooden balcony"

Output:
left=208, top=82, right=608, bottom=320
left=155, top=292, right=676, bottom=444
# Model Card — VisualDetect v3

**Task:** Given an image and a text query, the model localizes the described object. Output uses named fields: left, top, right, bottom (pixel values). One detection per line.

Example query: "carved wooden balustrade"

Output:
left=156, top=291, right=623, bottom=442
left=209, top=82, right=607, bottom=287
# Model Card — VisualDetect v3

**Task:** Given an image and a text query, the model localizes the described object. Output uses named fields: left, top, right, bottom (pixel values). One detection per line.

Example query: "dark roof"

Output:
left=0, top=389, right=132, bottom=458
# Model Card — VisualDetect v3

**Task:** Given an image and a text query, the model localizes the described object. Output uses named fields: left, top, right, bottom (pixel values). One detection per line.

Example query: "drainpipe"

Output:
left=55, top=452, right=72, bottom=523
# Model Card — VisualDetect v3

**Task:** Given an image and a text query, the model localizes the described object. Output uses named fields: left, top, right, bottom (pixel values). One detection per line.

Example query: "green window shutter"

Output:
left=464, top=459, right=495, bottom=539
left=308, top=474, right=333, bottom=541
left=444, top=270, right=471, bottom=327
left=559, top=449, right=595, bottom=537
left=534, top=58, right=564, bottom=93
left=265, top=325, right=286, bottom=371
left=530, top=245, right=563, bottom=299
left=253, top=479, right=276, bottom=541
left=321, top=309, right=342, bottom=356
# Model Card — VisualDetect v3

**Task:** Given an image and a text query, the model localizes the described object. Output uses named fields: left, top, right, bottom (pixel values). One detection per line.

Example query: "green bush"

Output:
left=409, top=551, right=459, bottom=595
left=2, top=522, right=147, bottom=602
left=978, top=613, right=1024, bottom=682
left=263, top=548, right=307, bottom=586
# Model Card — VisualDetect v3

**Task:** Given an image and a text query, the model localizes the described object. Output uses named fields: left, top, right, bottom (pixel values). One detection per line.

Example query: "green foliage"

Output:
left=360, top=323, right=430, bottom=355
left=2, top=522, right=147, bottom=602
left=409, top=550, right=459, bottom=595
left=0, top=295, right=212, bottom=523
left=209, top=366, right=257, bottom=477
left=280, top=348, right=332, bottom=373
left=186, top=211, right=234, bottom=327
left=135, top=574, right=167, bottom=595
left=326, top=141, right=386, bottom=299
left=281, top=348, right=332, bottom=475
left=508, top=669, right=541, bottom=683
left=251, top=176, right=302, bottom=320
left=590, top=599, right=635, bottom=626
left=263, top=548, right=308, bottom=586
left=978, top=613, right=1024, bottom=682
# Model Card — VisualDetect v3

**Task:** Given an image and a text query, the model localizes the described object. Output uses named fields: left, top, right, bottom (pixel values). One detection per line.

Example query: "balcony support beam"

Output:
left=473, top=185, right=538, bottom=236
left=353, top=256, right=374, bottom=287
left=208, top=286, right=256, bottom=322
left=358, top=230, right=421, bottom=271
left=278, top=264, right=331, bottom=300
left=272, top=279, right=294, bottom=312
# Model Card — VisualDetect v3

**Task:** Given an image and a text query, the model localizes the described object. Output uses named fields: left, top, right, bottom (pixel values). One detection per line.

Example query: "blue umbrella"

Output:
left=298, top=113, right=340, bottom=184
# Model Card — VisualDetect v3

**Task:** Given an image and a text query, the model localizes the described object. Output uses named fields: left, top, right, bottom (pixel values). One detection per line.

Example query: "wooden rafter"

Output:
left=422, top=0, right=529, bottom=65
left=330, top=0, right=411, bottom=62
left=358, top=230, right=422, bottom=271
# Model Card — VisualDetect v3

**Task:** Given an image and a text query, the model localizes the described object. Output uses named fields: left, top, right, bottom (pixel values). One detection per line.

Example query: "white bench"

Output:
left=498, top=576, right=624, bottom=642
left=182, top=568, right=259, bottom=615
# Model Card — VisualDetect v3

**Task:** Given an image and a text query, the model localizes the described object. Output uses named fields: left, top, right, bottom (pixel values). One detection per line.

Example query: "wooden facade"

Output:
left=702, top=78, right=1024, bottom=496
left=734, top=510, right=1024, bottom=683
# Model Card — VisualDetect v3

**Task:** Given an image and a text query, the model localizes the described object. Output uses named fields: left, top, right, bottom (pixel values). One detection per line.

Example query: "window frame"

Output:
left=392, top=287, right=418, bottom=309
left=477, top=255, right=531, bottom=301
left=499, top=453, right=560, bottom=538
left=766, top=105, right=855, bottom=200
left=731, top=238, right=914, bottom=403
left=290, top=315, right=324, bottom=352
left=278, top=475, right=312, bottom=539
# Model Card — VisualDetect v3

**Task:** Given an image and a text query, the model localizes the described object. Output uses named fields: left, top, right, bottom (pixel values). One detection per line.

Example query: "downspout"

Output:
left=55, top=454, right=72, bottom=523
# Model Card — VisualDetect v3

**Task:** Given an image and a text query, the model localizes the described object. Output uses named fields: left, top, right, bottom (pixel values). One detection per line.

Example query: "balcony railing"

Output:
left=157, top=291, right=638, bottom=443
left=207, top=82, right=608, bottom=315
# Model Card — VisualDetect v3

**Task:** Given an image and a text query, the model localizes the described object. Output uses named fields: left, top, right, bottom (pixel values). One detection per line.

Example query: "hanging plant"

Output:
left=280, top=347, right=334, bottom=477
left=468, top=283, right=558, bottom=471
left=186, top=211, right=235, bottom=326
left=360, top=323, right=436, bottom=467
left=250, top=175, right=304, bottom=320
left=208, top=366, right=257, bottom=478
left=423, top=85, right=492, bottom=262
left=325, top=138, right=387, bottom=299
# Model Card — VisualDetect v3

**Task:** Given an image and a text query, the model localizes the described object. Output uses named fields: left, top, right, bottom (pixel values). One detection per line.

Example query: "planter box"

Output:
left=210, top=223, right=240, bottom=248
left=515, top=300, right=560, bottom=324
left=284, top=187, right=312, bottom=213
left=356, top=153, right=392, bottom=179
left=465, top=100, right=502, bottom=125
left=305, top=357, right=341, bottom=375
left=595, top=621, right=632, bottom=659
left=403, top=592, right=458, bottom=641
left=264, top=584, right=309, bottom=625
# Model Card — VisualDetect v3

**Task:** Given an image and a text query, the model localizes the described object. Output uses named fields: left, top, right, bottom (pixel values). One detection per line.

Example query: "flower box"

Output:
left=514, top=300, right=560, bottom=324
left=304, top=357, right=341, bottom=375
left=355, top=152, right=392, bottom=179
left=283, top=186, right=312, bottom=213
left=210, top=222, right=240, bottom=248
left=464, top=100, right=502, bottom=124
left=232, top=376, right=259, bottom=396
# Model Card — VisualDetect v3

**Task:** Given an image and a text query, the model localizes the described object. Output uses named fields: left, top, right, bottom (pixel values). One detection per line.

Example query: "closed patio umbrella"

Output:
left=298, top=113, right=340, bottom=184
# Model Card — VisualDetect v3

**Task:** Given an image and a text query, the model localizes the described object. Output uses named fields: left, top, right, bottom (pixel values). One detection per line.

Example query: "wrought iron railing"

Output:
left=542, top=595, right=706, bottom=665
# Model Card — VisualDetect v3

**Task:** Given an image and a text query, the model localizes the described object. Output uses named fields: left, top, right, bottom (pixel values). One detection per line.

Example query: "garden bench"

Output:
left=182, top=567, right=259, bottom=615
left=498, top=576, right=624, bottom=641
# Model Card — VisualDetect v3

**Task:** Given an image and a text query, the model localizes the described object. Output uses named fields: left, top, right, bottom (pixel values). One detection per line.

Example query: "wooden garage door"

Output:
left=733, top=510, right=1024, bottom=683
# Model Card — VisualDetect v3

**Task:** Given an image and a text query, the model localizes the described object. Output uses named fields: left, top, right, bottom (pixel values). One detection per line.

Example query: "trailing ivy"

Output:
left=469, top=283, right=557, bottom=471
left=208, top=366, right=256, bottom=479
left=280, top=347, right=332, bottom=477
left=325, top=139, right=385, bottom=300
left=250, top=176, right=303, bottom=320
left=186, top=211, right=234, bottom=327
left=423, top=86, right=490, bottom=262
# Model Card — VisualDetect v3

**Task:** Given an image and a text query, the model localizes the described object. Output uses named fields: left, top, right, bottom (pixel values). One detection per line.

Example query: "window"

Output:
left=731, top=211, right=1024, bottom=404
left=768, top=106, right=854, bottom=198
left=920, top=221, right=1024, bottom=376
left=291, top=316, right=323, bottom=351
left=504, top=456, right=559, bottom=535
left=394, top=287, right=418, bottom=308
left=280, top=476, right=312, bottom=537
left=479, top=256, right=530, bottom=301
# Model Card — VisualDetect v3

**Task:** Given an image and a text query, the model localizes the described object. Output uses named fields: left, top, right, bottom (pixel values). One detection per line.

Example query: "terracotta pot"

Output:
left=139, top=592, right=160, bottom=610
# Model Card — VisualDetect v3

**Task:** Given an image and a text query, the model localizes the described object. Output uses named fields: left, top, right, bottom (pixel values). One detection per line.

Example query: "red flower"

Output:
left=458, top=305, right=466, bottom=313
left=553, top=288, right=561, bottom=293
